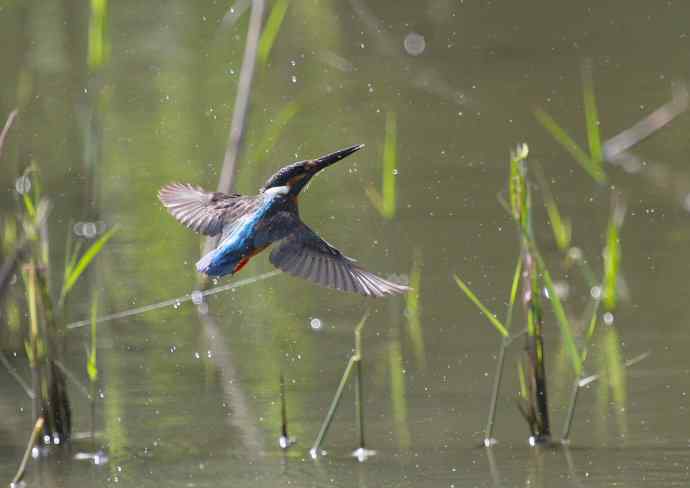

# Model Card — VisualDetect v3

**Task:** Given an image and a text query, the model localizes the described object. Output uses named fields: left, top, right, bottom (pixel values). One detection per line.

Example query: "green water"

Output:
left=1, top=1, right=689, bottom=486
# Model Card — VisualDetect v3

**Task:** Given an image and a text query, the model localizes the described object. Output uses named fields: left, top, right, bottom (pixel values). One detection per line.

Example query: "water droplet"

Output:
left=291, top=75, right=297, bottom=83
left=404, top=32, right=426, bottom=56
left=310, top=318, right=322, bottom=330
left=194, top=352, right=201, bottom=359
left=590, top=286, right=602, bottom=299
left=169, top=345, right=177, bottom=353
left=392, top=169, right=399, bottom=175
left=603, top=312, right=614, bottom=325
left=173, top=300, right=181, bottom=310
left=15, top=175, right=31, bottom=195
left=83, top=222, right=97, bottom=239
left=290, top=59, right=296, bottom=67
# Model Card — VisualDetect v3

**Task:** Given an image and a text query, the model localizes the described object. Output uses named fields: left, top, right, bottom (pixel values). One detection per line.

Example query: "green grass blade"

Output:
left=534, top=255, right=582, bottom=375
left=544, top=198, right=571, bottom=252
left=506, top=256, right=522, bottom=322
left=509, top=143, right=528, bottom=222
left=603, top=204, right=623, bottom=311
left=534, top=108, right=605, bottom=183
left=381, top=111, right=397, bottom=219
left=87, top=292, right=99, bottom=382
left=453, top=274, right=509, bottom=337
left=61, top=225, right=118, bottom=301
left=535, top=166, right=571, bottom=251
left=88, top=0, right=109, bottom=71
left=389, top=336, right=411, bottom=448
left=405, top=251, right=426, bottom=368
left=582, top=61, right=603, bottom=166
left=247, top=101, right=299, bottom=165
left=258, top=0, right=289, bottom=65
left=22, top=192, right=35, bottom=219
left=603, top=327, right=627, bottom=434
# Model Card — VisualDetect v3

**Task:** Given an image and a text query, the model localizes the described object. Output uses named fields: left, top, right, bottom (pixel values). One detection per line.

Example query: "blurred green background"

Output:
left=1, top=1, right=690, bottom=487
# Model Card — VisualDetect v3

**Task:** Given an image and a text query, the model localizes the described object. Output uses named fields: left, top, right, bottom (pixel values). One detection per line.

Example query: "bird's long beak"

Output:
left=309, top=144, right=365, bottom=174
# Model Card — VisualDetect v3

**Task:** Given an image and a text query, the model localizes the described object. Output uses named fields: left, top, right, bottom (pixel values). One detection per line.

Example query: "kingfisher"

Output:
left=158, top=144, right=409, bottom=297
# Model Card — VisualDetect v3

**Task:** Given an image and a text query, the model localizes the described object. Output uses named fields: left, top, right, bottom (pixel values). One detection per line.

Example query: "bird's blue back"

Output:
left=196, top=187, right=288, bottom=277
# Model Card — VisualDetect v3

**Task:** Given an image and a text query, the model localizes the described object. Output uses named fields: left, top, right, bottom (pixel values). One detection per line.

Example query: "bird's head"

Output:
left=260, top=144, right=364, bottom=196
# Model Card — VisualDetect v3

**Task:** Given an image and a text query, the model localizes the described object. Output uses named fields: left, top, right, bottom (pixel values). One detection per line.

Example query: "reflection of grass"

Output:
left=405, top=251, right=425, bottom=369
left=388, top=329, right=410, bottom=449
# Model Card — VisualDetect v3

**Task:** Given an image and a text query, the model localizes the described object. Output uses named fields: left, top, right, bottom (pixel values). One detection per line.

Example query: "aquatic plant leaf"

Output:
left=532, top=252, right=583, bottom=375
left=534, top=108, right=606, bottom=183
left=61, top=225, right=118, bottom=301
left=509, top=143, right=528, bottom=223
left=258, top=0, right=289, bottom=64
left=535, top=166, right=571, bottom=251
left=453, top=274, right=509, bottom=337
left=582, top=61, right=604, bottom=168
left=405, top=251, right=425, bottom=368
left=87, top=293, right=99, bottom=382
left=603, top=205, right=622, bottom=311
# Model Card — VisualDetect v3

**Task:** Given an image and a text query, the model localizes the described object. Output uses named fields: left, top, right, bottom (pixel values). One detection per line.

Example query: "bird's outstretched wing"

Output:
left=269, top=222, right=410, bottom=297
left=158, top=183, right=261, bottom=236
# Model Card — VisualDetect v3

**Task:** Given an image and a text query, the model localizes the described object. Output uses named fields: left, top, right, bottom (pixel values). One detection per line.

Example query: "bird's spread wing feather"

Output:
left=158, top=183, right=261, bottom=236
left=269, top=222, right=410, bottom=297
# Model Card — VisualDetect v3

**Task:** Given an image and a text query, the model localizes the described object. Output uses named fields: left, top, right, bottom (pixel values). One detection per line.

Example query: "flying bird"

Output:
left=158, top=144, right=409, bottom=297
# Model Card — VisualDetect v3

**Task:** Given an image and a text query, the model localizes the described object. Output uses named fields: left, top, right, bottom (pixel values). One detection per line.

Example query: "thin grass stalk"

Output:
left=87, top=293, right=99, bottom=440
left=354, top=357, right=365, bottom=450
left=212, top=0, right=265, bottom=199
left=10, top=416, right=44, bottom=487
left=26, top=264, right=41, bottom=424
left=278, top=371, right=290, bottom=448
left=257, top=0, right=288, bottom=65
left=309, top=355, right=357, bottom=458
left=0, top=109, right=18, bottom=160
left=561, top=298, right=600, bottom=442
left=561, top=380, right=580, bottom=442
left=353, top=312, right=367, bottom=451
left=201, top=0, right=265, bottom=265
left=484, top=256, right=522, bottom=444
left=66, top=270, right=281, bottom=329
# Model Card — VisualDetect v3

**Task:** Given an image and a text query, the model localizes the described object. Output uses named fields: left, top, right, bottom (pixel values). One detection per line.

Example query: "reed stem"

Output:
left=10, top=416, right=44, bottom=487
left=309, top=355, right=357, bottom=458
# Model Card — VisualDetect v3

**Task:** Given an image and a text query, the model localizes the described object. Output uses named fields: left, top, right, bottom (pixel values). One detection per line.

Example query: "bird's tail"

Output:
left=196, top=249, right=216, bottom=275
